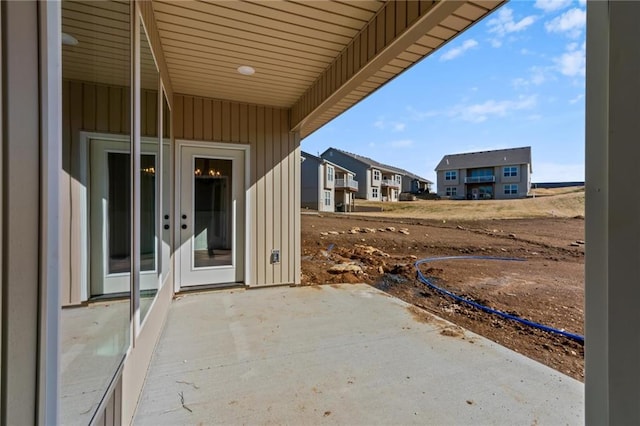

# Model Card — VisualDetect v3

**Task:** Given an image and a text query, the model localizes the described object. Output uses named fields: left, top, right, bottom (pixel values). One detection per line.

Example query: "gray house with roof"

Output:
left=321, top=148, right=432, bottom=202
left=301, top=151, right=358, bottom=212
left=435, top=147, right=532, bottom=200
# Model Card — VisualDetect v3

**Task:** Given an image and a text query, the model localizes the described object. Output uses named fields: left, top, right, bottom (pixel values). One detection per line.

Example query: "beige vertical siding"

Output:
left=174, top=94, right=300, bottom=286
left=61, top=81, right=160, bottom=306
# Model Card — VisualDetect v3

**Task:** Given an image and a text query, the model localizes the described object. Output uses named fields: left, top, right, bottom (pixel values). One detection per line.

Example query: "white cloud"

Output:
left=514, top=66, right=552, bottom=88
left=393, top=122, right=406, bottom=132
left=555, top=42, right=585, bottom=77
left=373, top=117, right=406, bottom=132
left=406, top=106, right=439, bottom=121
left=440, top=39, right=478, bottom=61
left=487, top=7, right=537, bottom=38
left=569, top=93, right=584, bottom=104
left=534, top=0, right=572, bottom=13
left=390, top=139, right=414, bottom=148
left=545, top=8, right=586, bottom=38
left=450, top=95, right=537, bottom=123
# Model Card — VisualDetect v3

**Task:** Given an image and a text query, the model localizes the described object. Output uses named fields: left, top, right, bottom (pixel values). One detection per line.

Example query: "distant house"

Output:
left=301, top=151, right=358, bottom=212
left=435, top=147, right=532, bottom=200
left=396, top=168, right=433, bottom=194
left=321, top=148, right=433, bottom=201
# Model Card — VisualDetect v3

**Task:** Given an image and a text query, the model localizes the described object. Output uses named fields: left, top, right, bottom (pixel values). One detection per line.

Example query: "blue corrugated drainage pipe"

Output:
left=414, top=256, right=584, bottom=344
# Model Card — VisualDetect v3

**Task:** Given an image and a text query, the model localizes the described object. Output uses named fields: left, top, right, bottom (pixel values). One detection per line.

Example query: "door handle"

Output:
left=182, top=214, right=187, bottom=220
left=164, top=224, right=170, bottom=230
left=181, top=224, right=187, bottom=230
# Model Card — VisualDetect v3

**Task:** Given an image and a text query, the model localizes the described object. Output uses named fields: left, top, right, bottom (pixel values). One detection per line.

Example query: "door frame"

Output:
left=80, top=131, right=168, bottom=300
left=174, top=140, right=251, bottom=292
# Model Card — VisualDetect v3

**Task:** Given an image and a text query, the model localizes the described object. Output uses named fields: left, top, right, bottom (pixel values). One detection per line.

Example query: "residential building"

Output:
left=320, top=148, right=406, bottom=202
left=435, top=147, right=532, bottom=200
left=2, top=1, right=635, bottom=424
left=301, top=151, right=358, bottom=212
left=398, top=168, right=433, bottom=194
left=3, top=2, right=512, bottom=424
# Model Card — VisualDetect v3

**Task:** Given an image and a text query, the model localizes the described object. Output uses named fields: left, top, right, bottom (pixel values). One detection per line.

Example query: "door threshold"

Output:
left=176, top=282, right=247, bottom=295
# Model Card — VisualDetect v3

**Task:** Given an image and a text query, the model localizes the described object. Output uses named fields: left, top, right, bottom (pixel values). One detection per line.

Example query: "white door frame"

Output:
left=174, top=140, right=250, bottom=292
left=80, top=131, right=168, bottom=299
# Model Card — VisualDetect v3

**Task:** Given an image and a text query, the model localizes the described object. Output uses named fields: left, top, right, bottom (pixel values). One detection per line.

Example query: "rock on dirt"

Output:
left=328, top=263, right=363, bottom=274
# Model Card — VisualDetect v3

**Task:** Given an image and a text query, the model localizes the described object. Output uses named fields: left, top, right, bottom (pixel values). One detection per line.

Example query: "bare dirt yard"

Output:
left=301, top=189, right=585, bottom=382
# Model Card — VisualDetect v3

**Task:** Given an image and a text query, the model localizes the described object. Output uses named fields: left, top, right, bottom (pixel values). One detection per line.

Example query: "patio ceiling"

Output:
left=153, top=0, right=504, bottom=137
left=62, top=1, right=505, bottom=137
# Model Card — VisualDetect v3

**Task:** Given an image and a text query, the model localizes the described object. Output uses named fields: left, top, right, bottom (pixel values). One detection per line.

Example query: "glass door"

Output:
left=179, top=146, right=244, bottom=287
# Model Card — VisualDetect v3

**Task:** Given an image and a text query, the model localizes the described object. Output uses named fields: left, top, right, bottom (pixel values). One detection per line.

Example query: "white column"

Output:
left=586, top=1, right=640, bottom=424
left=1, top=3, right=61, bottom=423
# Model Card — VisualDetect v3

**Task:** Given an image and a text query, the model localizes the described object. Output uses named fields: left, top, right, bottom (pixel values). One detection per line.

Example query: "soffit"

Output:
left=152, top=0, right=385, bottom=108
left=300, top=1, right=505, bottom=137
left=62, top=0, right=131, bottom=87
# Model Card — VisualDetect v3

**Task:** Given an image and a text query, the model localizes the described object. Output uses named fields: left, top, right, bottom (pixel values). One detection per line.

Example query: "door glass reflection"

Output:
left=108, top=152, right=156, bottom=274
left=193, top=158, right=232, bottom=268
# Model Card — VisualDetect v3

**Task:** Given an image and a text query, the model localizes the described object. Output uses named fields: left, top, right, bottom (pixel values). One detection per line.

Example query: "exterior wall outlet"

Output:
left=271, top=249, right=280, bottom=264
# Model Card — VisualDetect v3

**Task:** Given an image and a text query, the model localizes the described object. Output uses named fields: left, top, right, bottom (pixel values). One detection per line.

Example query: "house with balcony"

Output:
left=301, top=151, right=358, bottom=212
left=398, top=168, right=433, bottom=194
left=435, top=147, right=532, bottom=200
left=321, top=148, right=407, bottom=202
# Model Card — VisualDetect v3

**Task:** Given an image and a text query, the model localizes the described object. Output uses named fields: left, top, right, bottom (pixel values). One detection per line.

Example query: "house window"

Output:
left=504, top=184, right=518, bottom=195
left=395, top=175, right=401, bottom=184
left=445, top=170, right=457, bottom=181
left=372, top=187, right=379, bottom=198
left=373, top=170, right=381, bottom=181
left=324, top=190, right=331, bottom=206
left=327, top=166, right=334, bottom=182
left=393, top=189, right=399, bottom=199
left=446, top=187, right=457, bottom=196
left=503, top=166, right=518, bottom=177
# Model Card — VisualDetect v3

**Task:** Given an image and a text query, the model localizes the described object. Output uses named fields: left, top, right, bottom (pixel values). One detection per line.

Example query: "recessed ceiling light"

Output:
left=61, top=32, right=79, bottom=46
left=237, top=65, right=255, bottom=76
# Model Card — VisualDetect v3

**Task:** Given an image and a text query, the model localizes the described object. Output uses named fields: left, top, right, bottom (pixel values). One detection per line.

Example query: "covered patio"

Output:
left=134, top=284, right=583, bottom=424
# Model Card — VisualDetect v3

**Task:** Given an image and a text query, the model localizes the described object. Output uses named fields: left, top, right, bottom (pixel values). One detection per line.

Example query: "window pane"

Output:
left=61, top=1, right=130, bottom=424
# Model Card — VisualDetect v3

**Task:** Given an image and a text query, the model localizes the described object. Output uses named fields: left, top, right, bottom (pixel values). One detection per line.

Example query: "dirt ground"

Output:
left=301, top=213, right=585, bottom=382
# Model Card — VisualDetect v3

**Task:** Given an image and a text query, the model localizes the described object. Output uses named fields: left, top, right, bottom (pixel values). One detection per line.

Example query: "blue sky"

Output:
left=301, top=0, right=586, bottom=183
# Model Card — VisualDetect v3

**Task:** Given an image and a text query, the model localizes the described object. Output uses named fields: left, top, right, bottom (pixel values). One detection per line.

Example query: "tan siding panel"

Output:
left=96, top=85, right=110, bottom=132
left=272, top=110, right=282, bottom=284
left=231, top=102, right=240, bottom=143
left=248, top=105, right=258, bottom=286
left=173, top=94, right=297, bottom=285
left=183, top=95, right=193, bottom=139
left=385, top=1, right=395, bottom=44
left=221, top=101, right=231, bottom=142
left=83, top=84, right=96, bottom=130
left=264, top=107, right=274, bottom=284
left=212, top=100, right=222, bottom=141
left=255, top=106, right=266, bottom=285
left=61, top=80, right=72, bottom=305
left=203, top=98, right=212, bottom=140
left=395, top=0, right=407, bottom=35
left=193, top=97, right=203, bottom=140
left=69, top=81, right=84, bottom=304
left=173, top=94, right=183, bottom=138
left=108, top=87, right=121, bottom=132
left=407, top=0, right=420, bottom=25
left=376, top=13, right=385, bottom=53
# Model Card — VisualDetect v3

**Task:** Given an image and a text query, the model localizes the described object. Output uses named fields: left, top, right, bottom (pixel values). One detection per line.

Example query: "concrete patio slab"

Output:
left=133, top=284, right=583, bottom=425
